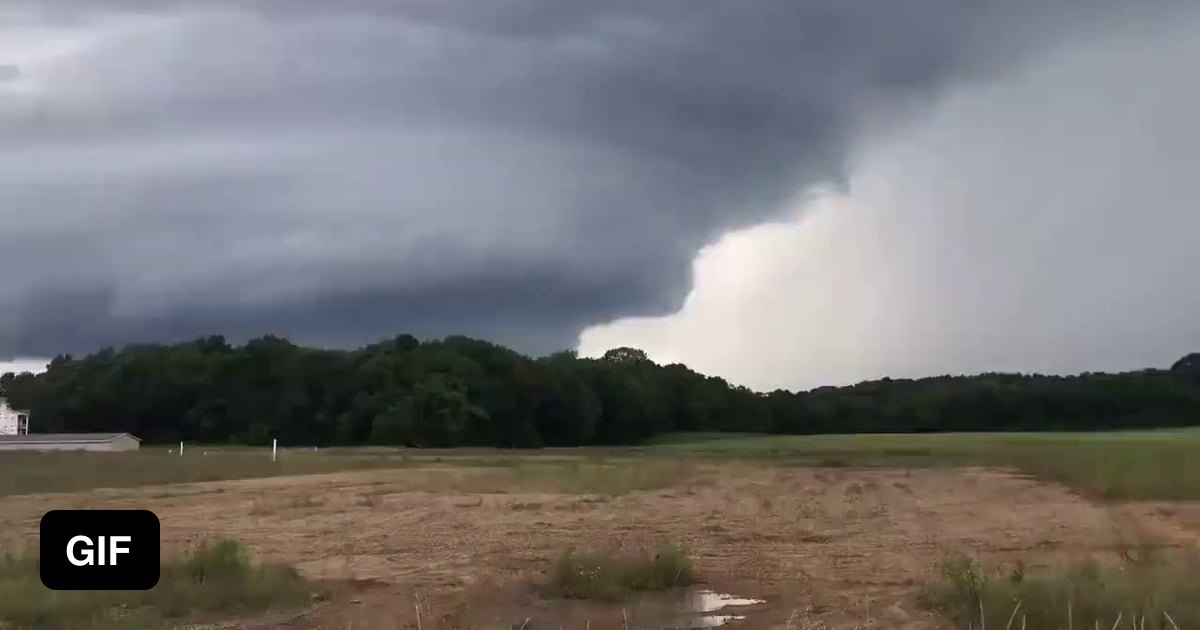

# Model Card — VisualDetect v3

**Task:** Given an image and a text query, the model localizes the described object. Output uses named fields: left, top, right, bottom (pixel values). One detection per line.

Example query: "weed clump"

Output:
left=932, top=550, right=1200, bottom=629
left=543, top=544, right=697, bottom=601
left=0, top=539, right=309, bottom=629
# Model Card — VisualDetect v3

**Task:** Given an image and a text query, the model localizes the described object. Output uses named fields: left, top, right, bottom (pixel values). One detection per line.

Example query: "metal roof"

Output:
left=0, top=433, right=141, bottom=444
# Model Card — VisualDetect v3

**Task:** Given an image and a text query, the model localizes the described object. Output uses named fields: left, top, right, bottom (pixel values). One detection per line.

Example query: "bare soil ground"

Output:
left=1, top=462, right=1196, bottom=629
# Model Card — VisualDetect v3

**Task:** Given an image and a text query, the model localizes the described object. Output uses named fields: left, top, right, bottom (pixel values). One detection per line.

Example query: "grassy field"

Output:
left=654, top=429, right=1200, bottom=500
left=0, top=447, right=700, bottom=497
left=3, top=428, right=1198, bottom=500
left=1, top=431, right=1199, bottom=628
left=0, top=447, right=417, bottom=497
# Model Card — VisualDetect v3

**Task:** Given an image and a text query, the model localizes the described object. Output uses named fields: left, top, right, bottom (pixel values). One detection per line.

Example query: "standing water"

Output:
left=636, top=588, right=767, bottom=628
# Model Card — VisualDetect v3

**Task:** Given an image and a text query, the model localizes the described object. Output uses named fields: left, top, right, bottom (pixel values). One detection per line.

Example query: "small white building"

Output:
left=0, top=398, right=30, bottom=436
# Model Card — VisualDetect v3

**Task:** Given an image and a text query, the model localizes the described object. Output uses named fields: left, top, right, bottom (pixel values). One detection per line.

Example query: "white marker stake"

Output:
left=272, top=438, right=277, bottom=462
left=180, top=441, right=184, bottom=456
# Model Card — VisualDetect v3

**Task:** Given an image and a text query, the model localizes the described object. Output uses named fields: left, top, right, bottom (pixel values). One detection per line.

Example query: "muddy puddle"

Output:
left=668, top=590, right=767, bottom=628
left=468, top=588, right=767, bottom=629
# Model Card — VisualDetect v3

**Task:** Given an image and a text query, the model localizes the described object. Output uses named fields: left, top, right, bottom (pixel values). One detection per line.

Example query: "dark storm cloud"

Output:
left=3, top=267, right=658, bottom=358
left=0, top=0, right=1181, bottom=357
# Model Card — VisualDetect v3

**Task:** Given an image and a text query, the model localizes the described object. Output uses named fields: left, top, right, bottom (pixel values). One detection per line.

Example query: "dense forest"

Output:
left=2, top=335, right=1199, bottom=446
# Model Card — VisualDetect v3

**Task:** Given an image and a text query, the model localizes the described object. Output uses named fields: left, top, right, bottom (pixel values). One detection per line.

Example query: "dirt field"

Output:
left=2, top=461, right=1197, bottom=629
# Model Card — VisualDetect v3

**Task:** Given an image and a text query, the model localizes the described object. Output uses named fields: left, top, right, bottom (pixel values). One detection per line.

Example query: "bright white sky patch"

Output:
left=579, top=15, right=1200, bottom=391
left=0, top=359, right=48, bottom=375
left=0, top=20, right=104, bottom=95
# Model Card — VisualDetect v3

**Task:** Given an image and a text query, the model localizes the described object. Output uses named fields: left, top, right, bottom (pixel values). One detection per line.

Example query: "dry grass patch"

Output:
left=444, top=460, right=695, bottom=496
left=246, top=498, right=284, bottom=516
left=287, top=493, right=322, bottom=509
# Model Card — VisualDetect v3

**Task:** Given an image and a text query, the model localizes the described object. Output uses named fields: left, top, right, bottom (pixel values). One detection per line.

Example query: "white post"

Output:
left=272, top=438, right=277, bottom=462
left=180, top=441, right=184, bottom=456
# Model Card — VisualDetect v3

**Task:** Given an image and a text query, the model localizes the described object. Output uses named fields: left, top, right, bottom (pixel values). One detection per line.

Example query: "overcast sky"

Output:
left=2, top=1, right=1198, bottom=387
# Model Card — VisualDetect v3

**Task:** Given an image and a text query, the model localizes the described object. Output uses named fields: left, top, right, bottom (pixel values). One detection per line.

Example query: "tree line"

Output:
left=2, top=334, right=1199, bottom=446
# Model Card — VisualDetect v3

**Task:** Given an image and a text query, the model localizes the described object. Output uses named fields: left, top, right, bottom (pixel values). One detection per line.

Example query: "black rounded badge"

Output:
left=40, top=510, right=161, bottom=590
